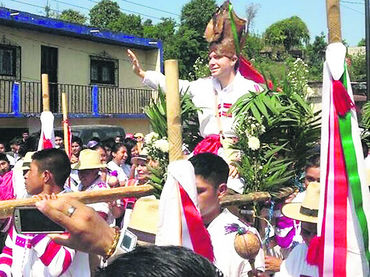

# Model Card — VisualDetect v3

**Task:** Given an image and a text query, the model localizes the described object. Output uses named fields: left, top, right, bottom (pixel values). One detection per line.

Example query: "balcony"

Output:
left=0, top=79, right=152, bottom=118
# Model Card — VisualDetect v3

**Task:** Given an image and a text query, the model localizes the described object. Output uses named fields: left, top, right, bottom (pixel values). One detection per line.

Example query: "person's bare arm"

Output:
left=127, top=49, right=145, bottom=79
left=35, top=196, right=116, bottom=257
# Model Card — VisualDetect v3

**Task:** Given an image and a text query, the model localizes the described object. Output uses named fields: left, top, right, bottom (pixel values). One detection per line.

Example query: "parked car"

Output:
left=56, top=125, right=125, bottom=145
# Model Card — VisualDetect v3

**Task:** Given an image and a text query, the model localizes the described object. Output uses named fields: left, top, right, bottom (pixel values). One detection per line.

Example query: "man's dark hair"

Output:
left=189, top=153, right=229, bottom=189
left=305, top=154, right=320, bottom=171
left=96, top=245, right=221, bottom=277
left=102, top=138, right=115, bottom=149
left=0, top=153, right=9, bottom=164
left=111, top=143, right=125, bottom=154
left=10, top=137, right=23, bottom=146
left=123, top=138, right=137, bottom=165
left=71, top=136, right=83, bottom=147
left=32, top=149, right=71, bottom=188
left=54, top=130, right=63, bottom=138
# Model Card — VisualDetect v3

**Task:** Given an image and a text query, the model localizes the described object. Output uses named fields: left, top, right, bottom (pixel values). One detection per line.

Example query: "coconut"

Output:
left=234, top=231, right=261, bottom=260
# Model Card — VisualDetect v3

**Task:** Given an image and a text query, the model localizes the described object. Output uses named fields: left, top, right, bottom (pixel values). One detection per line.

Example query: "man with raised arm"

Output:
left=127, top=2, right=262, bottom=193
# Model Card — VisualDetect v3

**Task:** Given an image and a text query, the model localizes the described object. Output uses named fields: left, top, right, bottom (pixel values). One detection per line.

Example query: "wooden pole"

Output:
left=0, top=185, right=154, bottom=219
left=165, top=60, right=183, bottom=162
left=326, top=0, right=342, bottom=43
left=62, top=92, right=70, bottom=157
left=41, top=74, right=50, bottom=112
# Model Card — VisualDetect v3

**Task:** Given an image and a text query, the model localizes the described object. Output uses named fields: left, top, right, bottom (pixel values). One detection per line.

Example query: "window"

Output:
left=0, top=45, right=17, bottom=76
left=90, top=57, right=118, bottom=85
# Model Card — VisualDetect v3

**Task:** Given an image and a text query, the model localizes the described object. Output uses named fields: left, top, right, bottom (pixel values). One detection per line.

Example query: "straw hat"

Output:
left=282, top=182, right=320, bottom=224
left=72, top=149, right=106, bottom=170
left=127, top=197, right=159, bottom=244
left=131, top=154, right=148, bottom=165
left=20, top=151, right=35, bottom=171
left=134, top=133, right=144, bottom=139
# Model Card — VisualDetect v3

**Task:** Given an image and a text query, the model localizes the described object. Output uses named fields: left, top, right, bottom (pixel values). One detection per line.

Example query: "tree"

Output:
left=180, top=0, right=217, bottom=37
left=177, top=0, right=217, bottom=78
left=358, top=38, right=365, bottom=47
left=264, top=16, right=310, bottom=51
left=143, top=18, right=176, bottom=42
left=108, top=13, right=143, bottom=37
left=166, top=26, right=201, bottom=79
left=89, top=0, right=121, bottom=29
left=245, top=3, right=260, bottom=34
left=243, top=33, right=264, bottom=59
left=59, top=9, right=87, bottom=25
left=348, top=52, right=366, bottom=81
left=306, top=33, right=327, bottom=80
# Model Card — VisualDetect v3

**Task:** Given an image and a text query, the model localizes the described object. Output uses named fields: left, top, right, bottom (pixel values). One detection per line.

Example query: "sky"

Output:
left=1, top=0, right=366, bottom=46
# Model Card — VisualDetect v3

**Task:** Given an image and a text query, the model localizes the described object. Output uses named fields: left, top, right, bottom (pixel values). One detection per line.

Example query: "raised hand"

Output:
left=127, top=49, right=145, bottom=79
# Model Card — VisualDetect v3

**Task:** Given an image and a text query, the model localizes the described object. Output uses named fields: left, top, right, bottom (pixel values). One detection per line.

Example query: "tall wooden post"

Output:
left=41, top=74, right=50, bottom=112
left=326, top=0, right=342, bottom=43
left=165, top=60, right=183, bottom=162
left=62, top=92, right=70, bottom=157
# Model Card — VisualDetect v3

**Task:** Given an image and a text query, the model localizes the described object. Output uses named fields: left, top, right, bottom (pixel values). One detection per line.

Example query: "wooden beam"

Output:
left=41, top=74, right=50, bottom=112
left=326, top=0, right=342, bottom=43
left=165, top=60, right=183, bottom=162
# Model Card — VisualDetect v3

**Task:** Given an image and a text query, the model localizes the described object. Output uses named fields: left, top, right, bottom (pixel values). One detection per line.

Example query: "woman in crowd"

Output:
left=107, top=143, right=128, bottom=187
left=122, top=138, right=139, bottom=179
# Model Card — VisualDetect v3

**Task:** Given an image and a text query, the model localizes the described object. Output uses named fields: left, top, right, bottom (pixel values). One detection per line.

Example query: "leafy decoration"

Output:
left=143, top=87, right=202, bottom=197
left=231, top=60, right=321, bottom=193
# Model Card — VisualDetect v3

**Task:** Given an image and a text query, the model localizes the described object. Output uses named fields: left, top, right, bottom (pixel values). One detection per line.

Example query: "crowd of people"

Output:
left=0, top=2, right=367, bottom=276
left=0, top=130, right=324, bottom=277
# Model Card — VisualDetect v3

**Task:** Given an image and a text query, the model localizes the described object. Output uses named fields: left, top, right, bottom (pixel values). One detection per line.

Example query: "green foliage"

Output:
left=362, top=102, right=370, bottom=130
left=243, top=34, right=265, bottom=60
left=108, top=13, right=143, bottom=37
left=188, top=56, right=210, bottom=80
left=143, top=88, right=202, bottom=197
left=231, top=68, right=321, bottom=193
left=286, top=58, right=309, bottom=97
left=176, top=0, right=216, bottom=78
left=358, top=38, right=366, bottom=47
left=166, top=26, right=202, bottom=79
left=348, top=52, right=366, bottom=81
left=89, top=0, right=121, bottom=29
left=305, top=33, right=327, bottom=81
left=59, top=9, right=87, bottom=25
left=142, top=17, right=177, bottom=63
left=180, top=0, right=217, bottom=37
left=264, top=16, right=310, bottom=51
left=253, top=58, right=290, bottom=83
left=143, top=88, right=202, bottom=152
left=361, top=102, right=370, bottom=148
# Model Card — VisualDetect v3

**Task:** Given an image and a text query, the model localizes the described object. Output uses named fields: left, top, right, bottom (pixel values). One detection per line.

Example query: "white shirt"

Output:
left=143, top=71, right=261, bottom=138
left=275, top=243, right=319, bottom=277
left=207, top=209, right=265, bottom=277
left=77, top=176, right=114, bottom=225
left=107, top=161, right=128, bottom=183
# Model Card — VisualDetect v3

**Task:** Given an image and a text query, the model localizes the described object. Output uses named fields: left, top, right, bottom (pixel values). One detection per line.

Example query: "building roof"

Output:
left=0, top=7, right=162, bottom=51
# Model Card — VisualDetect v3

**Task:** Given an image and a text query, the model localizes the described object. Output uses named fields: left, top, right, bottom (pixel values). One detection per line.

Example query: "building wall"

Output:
left=0, top=25, right=160, bottom=87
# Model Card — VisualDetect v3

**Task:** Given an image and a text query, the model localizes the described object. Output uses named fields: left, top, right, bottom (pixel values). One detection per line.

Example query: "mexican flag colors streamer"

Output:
left=155, top=160, right=214, bottom=262
left=38, top=111, right=55, bottom=150
left=318, top=42, right=370, bottom=276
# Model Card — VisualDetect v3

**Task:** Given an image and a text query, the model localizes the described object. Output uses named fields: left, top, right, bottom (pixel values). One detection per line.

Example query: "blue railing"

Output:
left=0, top=79, right=152, bottom=118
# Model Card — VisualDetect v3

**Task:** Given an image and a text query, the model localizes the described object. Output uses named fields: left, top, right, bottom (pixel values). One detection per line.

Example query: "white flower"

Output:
left=154, top=139, right=169, bottom=153
left=145, top=132, right=159, bottom=143
left=260, top=125, right=266, bottom=134
left=248, top=136, right=260, bottom=150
